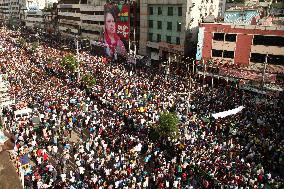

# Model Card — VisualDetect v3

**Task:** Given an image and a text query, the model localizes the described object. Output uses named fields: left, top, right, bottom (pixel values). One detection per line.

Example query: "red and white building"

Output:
left=196, top=23, right=284, bottom=76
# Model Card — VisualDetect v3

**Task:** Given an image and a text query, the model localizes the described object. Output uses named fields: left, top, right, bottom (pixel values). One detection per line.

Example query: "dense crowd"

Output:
left=0, top=28, right=283, bottom=189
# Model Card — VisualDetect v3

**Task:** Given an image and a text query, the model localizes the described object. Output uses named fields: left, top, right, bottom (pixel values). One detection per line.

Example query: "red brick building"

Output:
left=198, top=23, right=284, bottom=67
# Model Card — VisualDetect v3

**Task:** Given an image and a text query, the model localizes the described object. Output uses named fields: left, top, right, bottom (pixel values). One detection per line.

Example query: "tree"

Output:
left=149, top=112, right=179, bottom=142
left=31, top=42, right=39, bottom=52
left=17, top=37, right=26, bottom=48
left=60, top=54, right=79, bottom=73
left=81, top=73, right=96, bottom=88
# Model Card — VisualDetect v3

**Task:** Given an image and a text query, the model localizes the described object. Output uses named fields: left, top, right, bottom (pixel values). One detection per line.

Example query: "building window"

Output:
left=157, top=21, right=162, bottom=29
left=177, top=22, right=181, bottom=32
left=157, top=34, right=161, bottom=42
left=176, top=37, right=180, bottom=45
left=266, top=55, right=284, bottom=65
left=149, top=7, right=153, bottom=15
left=250, top=53, right=266, bottom=63
left=158, top=7, right=162, bottom=15
left=223, top=50, right=234, bottom=58
left=212, top=49, right=222, bottom=57
left=167, top=22, right=172, bottom=30
left=253, top=35, right=284, bottom=47
left=149, top=20, right=153, bottom=28
left=168, top=7, right=173, bottom=16
left=149, top=33, right=153, bottom=42
left=213, top=33, right=224, bottom=41
left=166, top=36, right=171, bottom=44
left=178, top=7, right=182, bottom=16
left=225, top=34, right=236, bottom=42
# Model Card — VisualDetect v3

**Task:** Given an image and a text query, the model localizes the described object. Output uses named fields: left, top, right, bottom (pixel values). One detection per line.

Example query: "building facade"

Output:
left=139, top=0, right=220, bottom=61
left=197, top=23, right=284, bottom=71
left=0, top=0, right=26, bottom=27
left=57, top=0, right=107, bottom=40
left=218, top=0, right=226, bottom=18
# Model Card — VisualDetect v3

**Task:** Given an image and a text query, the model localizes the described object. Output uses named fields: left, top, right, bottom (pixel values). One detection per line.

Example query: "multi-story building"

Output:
left=25, top=0, right=55, bottom=30
left=43, top=2, right=58, bottom=35
left=57, top=0, right=81, bottom=37
left=0, top=0, right=25, bottom=27
left=139, top=0, right=220, bottom=61
left=196, top=23, right=284, bottom=78
left=79, top=0, right=106, bottom=41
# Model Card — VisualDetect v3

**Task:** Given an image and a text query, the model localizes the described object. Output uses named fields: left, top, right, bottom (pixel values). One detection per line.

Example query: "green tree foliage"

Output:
left=60, top=55, right=79, bottom=72
left=81, top=73, right=96, bottom=88
left=17, top=38, right=26, bottom=48
left=31, top=42, right=39, bottom=52
left=149, top=112, right=179, bottom=142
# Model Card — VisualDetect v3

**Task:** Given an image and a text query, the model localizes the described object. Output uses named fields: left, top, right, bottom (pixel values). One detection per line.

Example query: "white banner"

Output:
left=212, top=106, right=245, bottom=119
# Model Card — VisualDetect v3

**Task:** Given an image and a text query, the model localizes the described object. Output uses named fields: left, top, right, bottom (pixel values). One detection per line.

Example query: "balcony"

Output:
left=59, top=19, right=80, bottom=26
left=80, top=5, right=103, bottom=12
left=58, top=11, right=80, bottom=17
left=25, top=17, right=43, bottom=22
left=81, top=23, right=103, bottom=32
left=58, top=4, right=80, bottom=9
left=80, top=14, right=104, bottom=21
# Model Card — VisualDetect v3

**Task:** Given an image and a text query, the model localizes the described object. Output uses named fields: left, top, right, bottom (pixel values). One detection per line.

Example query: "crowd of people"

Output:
left=0, top=27, right=283, bottom=189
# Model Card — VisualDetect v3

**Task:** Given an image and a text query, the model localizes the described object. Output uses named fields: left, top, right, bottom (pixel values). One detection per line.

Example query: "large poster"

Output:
left=104, top=3, right=130, bottom=57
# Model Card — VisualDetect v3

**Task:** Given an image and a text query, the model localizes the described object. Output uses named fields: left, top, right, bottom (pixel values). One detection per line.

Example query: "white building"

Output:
left=139, top=0, right=220, bottom=59
left=25, top=0, right=58, bottom=30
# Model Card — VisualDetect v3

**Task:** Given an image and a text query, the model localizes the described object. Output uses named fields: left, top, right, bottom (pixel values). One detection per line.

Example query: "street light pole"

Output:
left=262, top=54, right=268, bottom=89
left=75, top=36, right=80, bottom=82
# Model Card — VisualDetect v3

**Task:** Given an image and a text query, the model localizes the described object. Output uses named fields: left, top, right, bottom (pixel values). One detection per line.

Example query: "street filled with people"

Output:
left=0, top=28, right=283, bottom=189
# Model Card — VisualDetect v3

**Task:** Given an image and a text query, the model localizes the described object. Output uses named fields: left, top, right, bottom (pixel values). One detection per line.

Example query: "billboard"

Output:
left=196, top=27, right=205, bottom=60
left=104, top=3, right=130, bottom=58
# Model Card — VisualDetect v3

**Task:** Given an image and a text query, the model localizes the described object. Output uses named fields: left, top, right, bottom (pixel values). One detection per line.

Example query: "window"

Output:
left=223, top=50, right=234, bottom=58
left=177, top=22, right=181, bottom=32
left=149, top=20, right=153, bottom=28
left=166, top=36, right=171, bottom=44
left=250, top=53, right=266, bottom=63
left=267, top=55, right=284, bottom=65
left=158, top=7, right=162, bottom=15
left=149, top=7, right=153, bottom=15
left=157, top=21, right=162, bottom=29
left=178, top=7, right=182, bottom=16
left=176, top=37, right=180, bottom=45
left=225, top=34, right=236, bottom=42
left=168, top=7, right=173, bottom=16
left=167, top=22, right=172, bottom=30
left=212, top=49, right=222, bottom=57
left=148, top=33, right=153, bottom=42
left=213, top=33, right=224, bottom=41
left=157, top=34, right=161, bottom=42
left=253, top=35, right=284, bottom=47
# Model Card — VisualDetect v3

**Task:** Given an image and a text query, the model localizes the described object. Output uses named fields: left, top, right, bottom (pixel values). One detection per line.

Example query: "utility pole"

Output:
left=134, top=28, right=137, bottom=72
left=262, top=54, right=268, bottom=89
left=75, top=36, right=80, bottom=82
